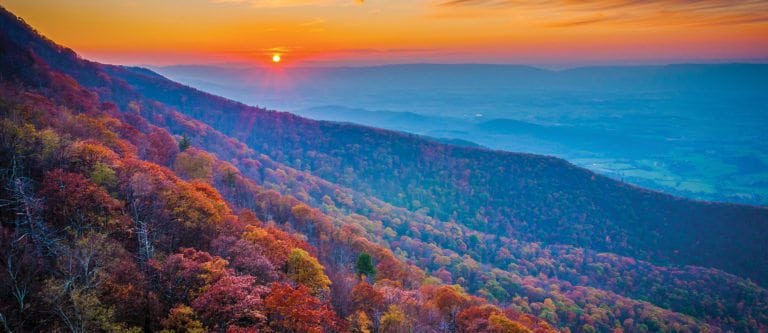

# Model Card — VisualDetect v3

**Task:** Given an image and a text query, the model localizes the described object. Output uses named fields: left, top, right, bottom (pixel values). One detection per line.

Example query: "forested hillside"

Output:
left=92, top=46, right=768, bottom=288
left=0, top=8, right=556, bottom=333
left=1, top=6, right=767, bottom=332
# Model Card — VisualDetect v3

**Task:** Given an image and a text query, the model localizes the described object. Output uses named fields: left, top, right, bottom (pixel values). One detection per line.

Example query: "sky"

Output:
left=2, top=0, right=768, bottom=67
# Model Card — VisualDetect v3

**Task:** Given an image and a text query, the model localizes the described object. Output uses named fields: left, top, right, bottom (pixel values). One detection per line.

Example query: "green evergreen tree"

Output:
left=355, top=252, right=376, bottom=280
left=178, top=134, right=191, bottom=152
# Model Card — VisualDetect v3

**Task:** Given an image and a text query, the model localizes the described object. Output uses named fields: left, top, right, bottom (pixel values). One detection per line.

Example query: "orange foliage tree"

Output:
left=264, top=282, right=341, bottom=333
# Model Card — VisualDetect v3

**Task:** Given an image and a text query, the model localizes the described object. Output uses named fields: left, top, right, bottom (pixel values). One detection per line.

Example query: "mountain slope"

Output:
left=154, top=62, right=768, bottom=207
left=0, top=7, right=561, bottom=333
left=107, top=50, right=768, bottom=286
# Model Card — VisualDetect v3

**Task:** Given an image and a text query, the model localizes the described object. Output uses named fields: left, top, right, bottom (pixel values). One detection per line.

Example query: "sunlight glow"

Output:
left=272, top=54, right=281, bottom=63
left=3, top=0, right=765, bottom=66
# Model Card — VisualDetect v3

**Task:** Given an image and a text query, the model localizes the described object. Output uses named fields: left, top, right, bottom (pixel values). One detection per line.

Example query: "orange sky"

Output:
left=3, top=0, right=768, bottom=66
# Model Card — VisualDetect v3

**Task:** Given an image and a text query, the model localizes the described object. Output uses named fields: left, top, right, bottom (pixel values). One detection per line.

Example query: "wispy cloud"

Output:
left=438, top=0, right=768, bottom=27
left=213, top=0, right=363, bottom=8
left=299, top=18, right=327, bottom=26
left=334, top=47, right=435, bottom=55
left=545, top=15, right=611, bottom=28
left=262, top=46, right=303, bottom=54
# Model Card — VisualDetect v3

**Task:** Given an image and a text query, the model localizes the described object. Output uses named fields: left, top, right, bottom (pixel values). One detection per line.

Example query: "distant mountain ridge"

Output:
left=155, top=62, right=768, bottom=91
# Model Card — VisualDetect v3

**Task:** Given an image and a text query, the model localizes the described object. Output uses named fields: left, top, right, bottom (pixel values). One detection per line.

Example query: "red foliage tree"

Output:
left=351, top=281, right=385, bottom=319
left=428, top=285, right=472, bottom=332
left=264, top=282, right=342, bottom=333
left=39, top=169, right=127, bottom=235
left=191, top=275, right=269, bottom=331
left=210, top=235, right=278, bottom=283
left=241, top=225, right=313, bottom=269
left=144, top=127, right=178, bottom=166
left=376, top=254, right=406, bottom=286
left=153, top=248, right=229, bottom=305
left=457, top=305, right=499, bottom=333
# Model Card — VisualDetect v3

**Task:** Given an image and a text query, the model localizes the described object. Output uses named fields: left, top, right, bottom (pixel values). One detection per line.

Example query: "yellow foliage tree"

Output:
left=286, top=248, right=331, bottom=297
left=160, top=305, right=206, bottom=333
left=349, top=310, right=372, bottom=333
left=380, top=305, right=411, bottom=333
left=489, top=313, right=531, bottom=333
left=173, top=148, right=214, bottom=181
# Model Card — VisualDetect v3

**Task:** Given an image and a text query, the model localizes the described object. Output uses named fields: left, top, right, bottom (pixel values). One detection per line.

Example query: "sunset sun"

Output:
left=272, top=54, right=281, bottom=63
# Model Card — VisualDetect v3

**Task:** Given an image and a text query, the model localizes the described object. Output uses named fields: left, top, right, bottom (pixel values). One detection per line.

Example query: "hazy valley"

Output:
left=155, top=64, right=768, bottom=205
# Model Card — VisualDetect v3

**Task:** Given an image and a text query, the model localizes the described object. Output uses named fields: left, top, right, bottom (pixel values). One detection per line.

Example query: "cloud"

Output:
left=545, top=15, right=611, bottom=28
left=299, top=18, right=327, bottom=26
left=335, top=47, right=434, bottom=54
left=213, top=0, right=362, bottom=8
left=437, top=0, right=768, bottom=27
left=262, top=46, right=303, bottom=54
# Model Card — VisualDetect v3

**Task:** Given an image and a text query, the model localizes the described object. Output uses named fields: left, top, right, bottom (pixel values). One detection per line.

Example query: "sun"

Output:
left=272, top=54, right=281, bottom=63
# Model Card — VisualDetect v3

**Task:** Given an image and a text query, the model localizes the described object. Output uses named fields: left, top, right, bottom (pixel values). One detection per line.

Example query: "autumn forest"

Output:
left=1, top=5, right=767, bottom=333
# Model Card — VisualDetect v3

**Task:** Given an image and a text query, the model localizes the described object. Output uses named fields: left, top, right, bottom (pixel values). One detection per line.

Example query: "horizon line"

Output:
left=142, top=60, right=768, bottom=71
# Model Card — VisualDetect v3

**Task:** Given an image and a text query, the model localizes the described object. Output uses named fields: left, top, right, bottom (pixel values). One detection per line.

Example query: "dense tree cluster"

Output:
left=1, top=5, right=766, bottom=332
left=106, top=50, right=768, bottom=287
left=0, top=84, right=550, bottom=331
left=0, top=8, right=556, bottom=331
